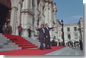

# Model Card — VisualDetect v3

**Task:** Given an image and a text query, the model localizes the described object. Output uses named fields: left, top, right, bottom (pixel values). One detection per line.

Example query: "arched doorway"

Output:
left=0, top=0, right=11, bottom=33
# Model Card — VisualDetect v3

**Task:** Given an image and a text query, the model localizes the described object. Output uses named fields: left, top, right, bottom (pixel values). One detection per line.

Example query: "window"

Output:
left=61, top=35, right=63, bottom=39
left=75, top=34, right=78, bottom=39
left=37, top=0, right=40, bottom=6
left=32, top=0, right=35, bottom=6
left=37, top=0, right=40, bottom=10
left=61, top=28, right=62, bottom=31
left=68, top=34, right=71, bottom=39
left=32, top=18, right=34, bottom=30
left=29, top=0, right=31, bottom=7
left=74, top=27, right=77, bottom=31
left=42, top=6, right=44, bottom=14
left=32, top=0, right=35, bottom=13
left=67, top=28, right=70, bottom=31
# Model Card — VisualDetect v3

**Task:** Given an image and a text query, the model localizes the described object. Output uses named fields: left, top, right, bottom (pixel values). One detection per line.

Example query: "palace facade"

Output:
left=0, top=0, right=57, bottom=41
left=0, top=0, right=83, bottom=45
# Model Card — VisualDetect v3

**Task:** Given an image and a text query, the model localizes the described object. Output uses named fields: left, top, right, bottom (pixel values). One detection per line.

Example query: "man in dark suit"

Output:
left=79, top=38, right=83, bottom=50
left=28, top=26, right=31, bottom=38
left=44, top=23, right=57, bottom=49
left=35, top=24, right=45, bottom=50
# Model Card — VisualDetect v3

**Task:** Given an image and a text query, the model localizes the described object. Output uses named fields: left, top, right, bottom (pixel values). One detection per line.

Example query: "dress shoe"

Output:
left=49, top=48, right=52, bottom=49
left=45, top=48, right=49, bottom=49
left=41, top=49, right=45, bottom=50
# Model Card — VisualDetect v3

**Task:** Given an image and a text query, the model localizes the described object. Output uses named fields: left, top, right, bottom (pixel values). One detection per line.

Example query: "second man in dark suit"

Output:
left=44, top=23, right=57, bottom=49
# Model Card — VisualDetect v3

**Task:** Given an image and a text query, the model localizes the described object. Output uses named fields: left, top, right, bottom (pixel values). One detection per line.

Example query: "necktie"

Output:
left=46, top=27, right=48, bottom=30
left=42, top=28, right=45, bottom=33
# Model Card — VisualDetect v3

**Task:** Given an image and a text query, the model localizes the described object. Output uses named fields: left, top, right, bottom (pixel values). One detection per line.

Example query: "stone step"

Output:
left=0, top=47, right=22, bottom=52
left=0, top=33, right=22, bottom=52
left=0, top=40, right=12, bottom=45
left=3, top=45, right=19, bottom=48
left=0, top=37, right=10, bottom=41
left=0, top=43, right=4, bottom=45
left=0, top=41, right=7, bottom=43
left=24, top=37, right=40, bottom=47
left=8, top=43, right=15, bottom=45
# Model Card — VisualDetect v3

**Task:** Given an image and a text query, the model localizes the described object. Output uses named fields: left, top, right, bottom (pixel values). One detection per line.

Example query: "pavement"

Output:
left=45, top=46, right=83, bottom=55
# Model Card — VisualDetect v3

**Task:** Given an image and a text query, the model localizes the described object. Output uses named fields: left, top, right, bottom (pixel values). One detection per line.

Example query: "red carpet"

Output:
left=2, top=34, right=38, bottom=49
left=0, top=46, right=65, bottom=55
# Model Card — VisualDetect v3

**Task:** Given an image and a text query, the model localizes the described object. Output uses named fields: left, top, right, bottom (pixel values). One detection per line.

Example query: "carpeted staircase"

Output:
left=0, top=33, right=21, bottom=52
left=2, top=34, right=38, bottom=49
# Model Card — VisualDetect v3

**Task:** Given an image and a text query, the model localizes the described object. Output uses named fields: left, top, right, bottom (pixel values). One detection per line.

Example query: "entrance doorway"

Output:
left=0, top=1, right=11, bottom=33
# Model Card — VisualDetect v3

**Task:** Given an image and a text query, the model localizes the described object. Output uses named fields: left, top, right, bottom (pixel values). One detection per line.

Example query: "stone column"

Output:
left=34, top=0, right=38, bottom=35
left=48, top=3, right=53, bottom=40
left=54, top=12, right=57, bottom=37
left=53, top=3, right=57, bottom=41
left=44, top=2, right=49, bottom=24
left=10, top=6, right=18, bottom=35
left=39, top=3, right=43, bottom=28
left=15, top=0, right=22, bottom=35
left=21, top=0, right=29, bottom=37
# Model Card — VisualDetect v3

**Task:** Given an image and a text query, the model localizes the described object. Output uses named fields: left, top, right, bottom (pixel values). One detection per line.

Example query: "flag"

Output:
left=16, top=19, right=18, bottom=23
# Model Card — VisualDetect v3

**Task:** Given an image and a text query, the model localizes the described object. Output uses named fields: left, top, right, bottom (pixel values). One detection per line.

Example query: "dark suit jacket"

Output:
left=28, top=29, right=31, bottom=34
left=79, top=40, right=82, bottom=45
left=44, top=27, right=54, bottom=39
left=36, top=28, right=45, bottom=39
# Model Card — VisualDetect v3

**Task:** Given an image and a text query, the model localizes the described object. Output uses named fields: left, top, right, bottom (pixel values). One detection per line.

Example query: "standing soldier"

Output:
left=2, top=23, right=7, bottom=33
left=6, top=23, right=12, bottom=34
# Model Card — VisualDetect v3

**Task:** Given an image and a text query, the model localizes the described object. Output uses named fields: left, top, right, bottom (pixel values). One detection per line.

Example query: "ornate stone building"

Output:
left=0, top=0, right=83, bottom=45
left=0, top=0, right=57, bottom=41
left=56, top=18, right=83, bottom=45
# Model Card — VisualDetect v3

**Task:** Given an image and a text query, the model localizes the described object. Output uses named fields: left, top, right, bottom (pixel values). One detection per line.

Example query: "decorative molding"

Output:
left=19, top=0, right=22, bottom=4
left=21, top=9, right=35, bottom=16
left=42, top=14, right=45, bottom=17
left=11, top=6, right=18, bottom=10
left=37, top=9, right=41, bottom=13
left=44, top=0, right=53, bottom=3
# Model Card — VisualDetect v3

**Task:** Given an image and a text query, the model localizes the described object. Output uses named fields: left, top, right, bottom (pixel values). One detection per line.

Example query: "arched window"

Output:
left=37, top=0, right=40, bottom=9
left=29, top=0, right=31, bottom=9
left=37, top=0, right=40, bottom=6
left=32, top=0, right=35, bottom=6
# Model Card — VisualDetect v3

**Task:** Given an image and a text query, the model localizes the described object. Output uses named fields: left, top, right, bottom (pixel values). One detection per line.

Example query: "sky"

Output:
left=53, top=0, right=83, bottom=24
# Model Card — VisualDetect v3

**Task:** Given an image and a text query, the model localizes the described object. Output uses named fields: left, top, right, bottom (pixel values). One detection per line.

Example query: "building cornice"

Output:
left=21, top=9, right=35, bottom=16
left=44, top=0, right=53, bottom=3
left=64, top=23, right=79, bottom=26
